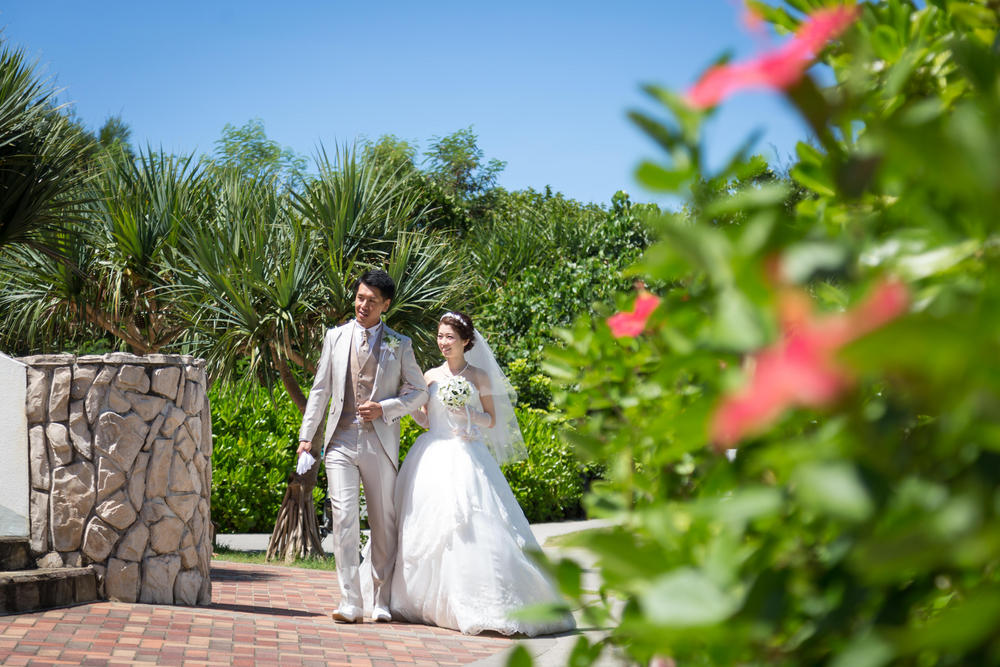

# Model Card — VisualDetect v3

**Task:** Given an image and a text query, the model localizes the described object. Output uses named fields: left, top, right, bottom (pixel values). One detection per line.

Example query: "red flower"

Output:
left=608, top=293, right=661, bottom=338
left=709, top=279, right=908, bottom=447
left=686, top=5, right=859, bottom=109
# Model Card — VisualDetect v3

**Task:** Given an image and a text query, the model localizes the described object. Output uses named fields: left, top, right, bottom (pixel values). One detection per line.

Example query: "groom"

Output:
left=297, top=269, right=428, bottom=623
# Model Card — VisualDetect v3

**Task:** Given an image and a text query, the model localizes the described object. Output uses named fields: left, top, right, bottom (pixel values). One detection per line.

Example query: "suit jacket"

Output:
left=298, top=321, right=428, bottom=468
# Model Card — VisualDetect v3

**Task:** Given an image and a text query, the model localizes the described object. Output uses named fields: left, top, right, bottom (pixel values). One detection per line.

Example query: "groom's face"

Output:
left=355, top=282, right=390, bottom=329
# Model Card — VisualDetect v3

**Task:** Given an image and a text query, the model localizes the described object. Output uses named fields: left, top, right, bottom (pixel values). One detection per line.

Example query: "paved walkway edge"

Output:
left=217, top=519, right=625, bottom=667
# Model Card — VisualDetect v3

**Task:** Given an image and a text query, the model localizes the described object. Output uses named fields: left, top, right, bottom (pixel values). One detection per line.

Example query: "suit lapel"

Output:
left=370, top=324, right=395, bottom=392
left=332, top=323, right=353, bottom=390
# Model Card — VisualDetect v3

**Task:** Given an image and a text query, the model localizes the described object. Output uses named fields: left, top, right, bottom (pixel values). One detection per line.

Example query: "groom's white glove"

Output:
left=296, top=451, right=316, bottom=475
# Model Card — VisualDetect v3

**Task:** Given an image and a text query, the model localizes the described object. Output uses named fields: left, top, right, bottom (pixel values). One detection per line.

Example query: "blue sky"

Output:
left=1, top=1, right=809, bottom=206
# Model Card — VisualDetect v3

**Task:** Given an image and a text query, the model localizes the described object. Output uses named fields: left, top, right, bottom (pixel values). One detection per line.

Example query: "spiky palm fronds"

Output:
left=384, top=230, right=472, bottom=365
left=0, top=41, right=94, bottom=258
left=169, top=169, right=322, bottom=406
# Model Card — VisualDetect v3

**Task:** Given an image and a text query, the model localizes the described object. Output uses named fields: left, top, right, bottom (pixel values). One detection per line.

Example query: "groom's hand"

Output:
left=358, top=401, right=383, bottom=421
left=297, top=440, right=312, bottom=455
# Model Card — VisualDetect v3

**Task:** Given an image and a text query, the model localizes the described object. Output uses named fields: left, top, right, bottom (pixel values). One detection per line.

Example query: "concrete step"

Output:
left=0, top=537, right=31, bottom=571
left=0, top=566, right=98, bottom=615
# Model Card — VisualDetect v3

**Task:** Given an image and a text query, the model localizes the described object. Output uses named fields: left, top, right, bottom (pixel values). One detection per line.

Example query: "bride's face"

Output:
left=437, top=323, right=468, bottom=360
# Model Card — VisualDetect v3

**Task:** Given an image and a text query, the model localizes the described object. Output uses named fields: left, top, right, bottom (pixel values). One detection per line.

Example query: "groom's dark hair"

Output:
left=355, top=269, right=395, bottom=301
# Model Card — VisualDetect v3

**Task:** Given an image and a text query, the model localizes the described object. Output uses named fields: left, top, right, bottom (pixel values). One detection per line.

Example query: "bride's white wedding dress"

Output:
left=387, top=381, right=575, bottom=636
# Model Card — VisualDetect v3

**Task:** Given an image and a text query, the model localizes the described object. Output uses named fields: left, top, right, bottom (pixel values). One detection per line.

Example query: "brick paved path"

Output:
left=0, top=561, right=513, bottom=666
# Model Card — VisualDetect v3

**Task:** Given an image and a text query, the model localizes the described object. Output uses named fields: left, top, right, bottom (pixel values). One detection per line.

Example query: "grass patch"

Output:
left=212, top=545, right=338, bottom=571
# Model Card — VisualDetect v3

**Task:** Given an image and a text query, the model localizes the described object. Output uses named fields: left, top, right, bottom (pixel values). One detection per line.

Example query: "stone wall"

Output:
left=19, top=353, right=212, bottom=606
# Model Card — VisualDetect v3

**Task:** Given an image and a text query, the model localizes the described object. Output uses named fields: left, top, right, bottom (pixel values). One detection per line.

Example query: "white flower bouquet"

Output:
left=439, top=375, right=473, bottom=410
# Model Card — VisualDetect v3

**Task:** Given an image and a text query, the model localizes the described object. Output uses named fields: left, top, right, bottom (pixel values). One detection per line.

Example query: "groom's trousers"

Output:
left=325, top=422, right=397, bottom=614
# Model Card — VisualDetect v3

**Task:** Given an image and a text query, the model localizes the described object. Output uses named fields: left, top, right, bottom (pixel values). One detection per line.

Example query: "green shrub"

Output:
left=544, top=3, right=1000, bottom=664
left=398, top=414, right=424, bottom=462
left=474, top=195, right=653, bottom=409
left=211, top=388, right=598, bottom=531
left=210, top=381, right=325, bottom=533
left=505, top=357, right=554, bottom=410
left=503, top=408, right=603, bottom=523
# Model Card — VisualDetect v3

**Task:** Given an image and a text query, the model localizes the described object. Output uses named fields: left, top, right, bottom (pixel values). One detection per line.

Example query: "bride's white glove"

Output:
left=410, top=407, right=430, bottom=429
left=447, top=407, right=491, bottom=438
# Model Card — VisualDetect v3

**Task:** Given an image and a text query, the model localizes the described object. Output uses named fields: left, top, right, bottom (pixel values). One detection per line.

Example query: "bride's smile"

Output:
left=437, top=325, right=465, bottom=362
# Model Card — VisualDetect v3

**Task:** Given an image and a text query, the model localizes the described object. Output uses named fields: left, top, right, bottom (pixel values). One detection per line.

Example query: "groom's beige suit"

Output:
left=299, top=320, right=427, bottom=615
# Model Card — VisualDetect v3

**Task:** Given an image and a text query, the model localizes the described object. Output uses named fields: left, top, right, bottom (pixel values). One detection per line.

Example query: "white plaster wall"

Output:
left=0, top=352, right=29, bottom=537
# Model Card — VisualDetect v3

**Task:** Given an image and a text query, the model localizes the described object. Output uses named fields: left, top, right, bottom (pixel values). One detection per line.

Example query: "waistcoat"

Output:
left=339, top=328, right=379, bottom=428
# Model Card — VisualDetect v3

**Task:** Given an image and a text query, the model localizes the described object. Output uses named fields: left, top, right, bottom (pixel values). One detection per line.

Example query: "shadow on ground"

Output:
left=210, top=565, right=285, bottom=582
left=208, top=601, right=326, bottom=618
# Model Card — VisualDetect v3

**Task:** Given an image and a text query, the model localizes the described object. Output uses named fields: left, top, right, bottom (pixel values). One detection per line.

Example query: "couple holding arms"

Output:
left=296, top=269, right=574, bottom=636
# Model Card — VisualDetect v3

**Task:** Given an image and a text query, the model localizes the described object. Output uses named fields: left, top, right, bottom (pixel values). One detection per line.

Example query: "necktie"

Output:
left=361, top=328, right=370, bottom=355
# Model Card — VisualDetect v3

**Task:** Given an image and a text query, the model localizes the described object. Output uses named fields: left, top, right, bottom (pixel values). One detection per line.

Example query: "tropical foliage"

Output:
left=0, top=41, right=93, bottom=257
left=0, top=26, right=635, bottom=550
left=539, top=1, right=1000, bottom=665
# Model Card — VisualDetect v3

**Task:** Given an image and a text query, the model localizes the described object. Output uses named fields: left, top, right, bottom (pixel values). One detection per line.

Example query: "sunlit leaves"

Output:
left=548, top=1, right=1000, bottom=664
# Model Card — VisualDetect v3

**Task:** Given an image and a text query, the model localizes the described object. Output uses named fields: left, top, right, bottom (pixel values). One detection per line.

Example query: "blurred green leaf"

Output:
left=704, top=182, right=791, bottom=218
left=896, top=588, right=1000, bottom=654
left=829, top=634, right=895, bottom=667
left=793, top=462, right=874, bottom=522
left=712, top=288, right=767, bottom=351
left=781, top=241, right=849, bottom=283
left=636, top=162, right=693, bottom=193
left=506, top=644, right=533, bottom=667
left=640, top=568, right=741, bottom=627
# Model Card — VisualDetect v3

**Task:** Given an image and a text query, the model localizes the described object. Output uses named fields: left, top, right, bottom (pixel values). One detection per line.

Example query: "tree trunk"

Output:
left=274, top=348, right=308, bottom=413
left=265, top=457, right=326, bottom=563
left=266, top=350, right=326, bottom=562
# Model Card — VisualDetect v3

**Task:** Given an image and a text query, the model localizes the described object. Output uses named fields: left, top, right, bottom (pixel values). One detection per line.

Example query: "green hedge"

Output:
left=502, top=409, right=603, bottom=523
left=210, top=383, right=596, bottom=532
left=210, top=382, right=325, bottom=533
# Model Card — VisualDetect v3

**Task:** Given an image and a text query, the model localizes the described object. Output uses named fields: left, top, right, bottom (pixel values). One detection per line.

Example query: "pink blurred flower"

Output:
left=687, top=5, right=859, bottom=109
left=608, top=292, right=661, bottom=338
left=710, top=279, right=908, bottom=447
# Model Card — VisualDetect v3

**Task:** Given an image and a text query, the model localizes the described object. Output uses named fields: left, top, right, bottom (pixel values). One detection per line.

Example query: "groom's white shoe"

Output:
left=331, top=605, right=362, bottom=623
left=372, top=607, right=392, bottom=623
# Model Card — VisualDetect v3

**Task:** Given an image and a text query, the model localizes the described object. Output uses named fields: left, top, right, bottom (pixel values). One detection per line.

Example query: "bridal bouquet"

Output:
left=439, top=375, right=473, bottom=410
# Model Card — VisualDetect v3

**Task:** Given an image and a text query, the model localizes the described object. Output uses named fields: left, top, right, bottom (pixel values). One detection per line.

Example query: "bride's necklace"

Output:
left=444, top=361, right=469, bottom=377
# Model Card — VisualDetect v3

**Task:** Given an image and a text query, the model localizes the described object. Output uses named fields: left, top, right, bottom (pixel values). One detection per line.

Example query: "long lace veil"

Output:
left=465, top=331, right=527, bottom=465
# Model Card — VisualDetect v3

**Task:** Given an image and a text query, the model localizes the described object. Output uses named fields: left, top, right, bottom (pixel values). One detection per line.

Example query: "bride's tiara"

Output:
left=442, top=311, right=470, bottom=328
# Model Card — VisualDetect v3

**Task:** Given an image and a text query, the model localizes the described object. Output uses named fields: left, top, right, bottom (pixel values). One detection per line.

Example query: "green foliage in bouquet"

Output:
left=210, top=381, right=325, bottom=533
left=540, top=1, right=1000, bottom=665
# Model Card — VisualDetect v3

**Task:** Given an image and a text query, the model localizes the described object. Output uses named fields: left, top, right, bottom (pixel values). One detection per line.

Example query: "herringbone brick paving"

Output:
left=0, top=561, right=512, bottom=666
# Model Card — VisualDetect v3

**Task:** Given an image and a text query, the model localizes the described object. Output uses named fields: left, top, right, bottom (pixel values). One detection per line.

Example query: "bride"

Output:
left=388, top=311, right=576, bottom=636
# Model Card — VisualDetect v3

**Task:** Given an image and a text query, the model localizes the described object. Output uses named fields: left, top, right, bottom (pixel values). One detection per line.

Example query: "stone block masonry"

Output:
left=18, top=353, right=212, bottom=606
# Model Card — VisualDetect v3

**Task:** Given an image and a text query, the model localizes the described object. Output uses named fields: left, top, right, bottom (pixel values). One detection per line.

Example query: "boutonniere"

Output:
left=382, top=334, right=401, bottom=360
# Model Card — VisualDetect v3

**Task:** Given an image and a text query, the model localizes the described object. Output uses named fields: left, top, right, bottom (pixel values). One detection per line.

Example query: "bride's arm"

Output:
left=409, top=370, right=434, bottom=429
left=468, top=369, right=496, bottom=429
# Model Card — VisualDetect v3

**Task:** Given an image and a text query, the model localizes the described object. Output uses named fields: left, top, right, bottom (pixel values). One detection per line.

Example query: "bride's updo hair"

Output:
left=440, top=311, right=475, bottom=351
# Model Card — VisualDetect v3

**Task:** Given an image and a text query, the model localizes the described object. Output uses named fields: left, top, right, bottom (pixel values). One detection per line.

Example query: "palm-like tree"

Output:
left=173, top=146, right=472, bottom=561
left=87, top=149, right=209, bottom=352
left=0, top=42, right=94, bottom=258
left=174, top=167, right=321, bottom=408
left=1, top=148, right=210, bottom=353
